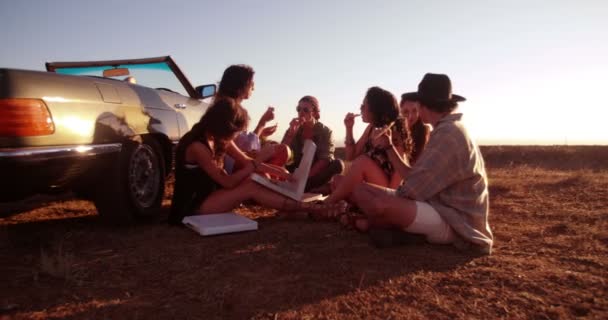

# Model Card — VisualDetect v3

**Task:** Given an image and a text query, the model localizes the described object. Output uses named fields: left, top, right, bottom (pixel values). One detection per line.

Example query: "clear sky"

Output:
left=1, top=0, right=607, bottom=145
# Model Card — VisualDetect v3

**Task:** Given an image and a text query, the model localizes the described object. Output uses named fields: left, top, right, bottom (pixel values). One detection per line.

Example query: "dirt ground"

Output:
left=1, top=146, right=607, bottom=319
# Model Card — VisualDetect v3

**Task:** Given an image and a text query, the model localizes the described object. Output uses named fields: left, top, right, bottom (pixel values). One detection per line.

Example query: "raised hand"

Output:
left=301, top=116, right=316, bottom=140
left=344, top=112, right=359, bottom=130
left=371, top=124, right=393, bottom=149
left=260, top=124, right=278, bottom=139
left=254, top=106, right=276, bottom=137
left=288, top=117, right=301, bottom=134
left=259, top=106, right=275, bottom=124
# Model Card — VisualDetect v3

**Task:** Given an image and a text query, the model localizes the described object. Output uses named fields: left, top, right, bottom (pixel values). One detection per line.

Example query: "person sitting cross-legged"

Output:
left=345, top=73, right=493, bottom=254
left=281, top=95, right=344, bottom=194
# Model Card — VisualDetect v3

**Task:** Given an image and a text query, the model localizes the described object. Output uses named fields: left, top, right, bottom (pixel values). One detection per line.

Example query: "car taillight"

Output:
left=0, top=98, right=55, bottom=136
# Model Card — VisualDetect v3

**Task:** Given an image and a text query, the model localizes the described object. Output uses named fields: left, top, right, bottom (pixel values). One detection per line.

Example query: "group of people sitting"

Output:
left=168, top=64, right=494, bottom=255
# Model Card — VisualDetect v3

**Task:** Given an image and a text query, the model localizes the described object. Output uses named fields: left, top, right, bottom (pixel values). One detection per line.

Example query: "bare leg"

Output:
left=350, top=183, right=417, bottom=230
left=198, top=179, right=299, bottom=214
left=198, top=179, right=348, bottom=217
left=325, top=155, right=389, bottom=204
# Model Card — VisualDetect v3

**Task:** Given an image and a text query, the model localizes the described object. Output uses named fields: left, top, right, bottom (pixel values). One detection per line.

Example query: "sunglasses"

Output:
left=296, top=106, right=311, bottom=113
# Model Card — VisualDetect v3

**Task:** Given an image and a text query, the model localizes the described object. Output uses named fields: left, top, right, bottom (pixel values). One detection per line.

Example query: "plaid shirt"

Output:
left=397, top=113, right=493, bottom=253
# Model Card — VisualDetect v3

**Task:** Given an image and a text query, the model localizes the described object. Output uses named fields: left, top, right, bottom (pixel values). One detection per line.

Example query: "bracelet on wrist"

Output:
left=344, top=138, right=355, bottom=146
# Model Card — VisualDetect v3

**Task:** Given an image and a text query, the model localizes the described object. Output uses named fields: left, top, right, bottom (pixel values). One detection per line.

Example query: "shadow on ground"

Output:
left=1, top=208, right=480, bottom=319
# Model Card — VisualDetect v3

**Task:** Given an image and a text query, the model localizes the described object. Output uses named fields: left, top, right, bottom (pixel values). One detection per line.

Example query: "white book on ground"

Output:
left=182, top=213, right=258, bottom=236
left=251, top=139, right=321, bottom=201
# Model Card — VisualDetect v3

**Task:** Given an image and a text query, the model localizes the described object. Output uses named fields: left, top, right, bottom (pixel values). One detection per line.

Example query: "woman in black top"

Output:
left=169, top=130, right=222, bottom=225
left=169, top=98, right=347, bottom=225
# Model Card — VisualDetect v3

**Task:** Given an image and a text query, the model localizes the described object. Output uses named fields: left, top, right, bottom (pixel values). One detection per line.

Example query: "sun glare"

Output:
left=54, top=116, right=94, bottom=137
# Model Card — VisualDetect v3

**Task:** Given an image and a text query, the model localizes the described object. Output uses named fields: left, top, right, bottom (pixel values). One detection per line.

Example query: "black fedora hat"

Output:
left=414, top=73, right=466, bottom=104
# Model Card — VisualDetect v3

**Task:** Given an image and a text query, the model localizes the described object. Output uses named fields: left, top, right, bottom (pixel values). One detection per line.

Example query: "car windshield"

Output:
left=54, top=61, right=188, bottom=96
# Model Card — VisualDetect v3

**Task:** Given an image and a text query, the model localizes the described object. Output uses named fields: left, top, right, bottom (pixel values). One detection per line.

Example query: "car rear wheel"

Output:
left=93, top=136, right=165, bottom=223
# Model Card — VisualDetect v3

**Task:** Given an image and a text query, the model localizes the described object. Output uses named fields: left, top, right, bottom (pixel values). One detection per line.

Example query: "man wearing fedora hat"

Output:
left=348, top=73, right=493, bottom=254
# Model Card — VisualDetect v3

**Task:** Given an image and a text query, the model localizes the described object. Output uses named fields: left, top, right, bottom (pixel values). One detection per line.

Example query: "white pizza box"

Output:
left=182, top=213, right=258, bottom=236
left=251, top=139, right=318, bottom=201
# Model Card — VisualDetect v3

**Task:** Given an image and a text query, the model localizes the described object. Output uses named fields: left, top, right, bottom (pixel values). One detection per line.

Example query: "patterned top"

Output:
left=397, top=113, right=493, bottom=253
left=363, top=128, right=394, bottom=178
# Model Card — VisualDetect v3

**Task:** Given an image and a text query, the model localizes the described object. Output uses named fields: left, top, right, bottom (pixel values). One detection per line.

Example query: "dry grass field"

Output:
left=1, top=146, right=607, bottom=319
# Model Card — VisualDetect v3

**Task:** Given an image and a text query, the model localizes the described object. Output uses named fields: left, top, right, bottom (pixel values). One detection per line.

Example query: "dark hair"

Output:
left=216, top=64, right=255, bottom=100
left=392, top=117, right=413, bottom=162
left=400, top=92, right=418, bottom=103
left=365, top=87, right=413, bottom=160
left=365, top=87, right=400, bottom=127
left=400, top=92, right=426, bottom=161
left=299, top=95, right=320, bottom=120
left=190, top=98, right=250, bottom=159
left=410, top=119, right=430, bottom=164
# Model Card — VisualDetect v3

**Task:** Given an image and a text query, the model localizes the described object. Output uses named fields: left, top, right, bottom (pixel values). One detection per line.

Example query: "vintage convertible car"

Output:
left=0, top=56, right=216, bottom=222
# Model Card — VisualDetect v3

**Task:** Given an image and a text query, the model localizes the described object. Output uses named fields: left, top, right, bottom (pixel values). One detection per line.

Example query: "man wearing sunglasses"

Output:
left=281, top=96, right=344, bottom=194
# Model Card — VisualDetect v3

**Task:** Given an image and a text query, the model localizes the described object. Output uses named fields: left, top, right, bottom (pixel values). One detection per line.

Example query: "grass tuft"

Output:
left=38, top=240, right=83, bottom=284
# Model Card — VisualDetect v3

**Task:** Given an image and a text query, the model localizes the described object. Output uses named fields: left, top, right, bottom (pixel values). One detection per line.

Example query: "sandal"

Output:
left=302, top=200, right=349, bottom=221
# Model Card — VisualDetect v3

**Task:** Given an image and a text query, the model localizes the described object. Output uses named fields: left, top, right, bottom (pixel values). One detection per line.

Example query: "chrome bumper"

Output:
left=0, top=143, right=122, bottom=161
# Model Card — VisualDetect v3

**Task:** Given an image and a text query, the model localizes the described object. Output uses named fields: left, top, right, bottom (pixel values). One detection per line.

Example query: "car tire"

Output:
left=93, top=136, right=165, bottom=224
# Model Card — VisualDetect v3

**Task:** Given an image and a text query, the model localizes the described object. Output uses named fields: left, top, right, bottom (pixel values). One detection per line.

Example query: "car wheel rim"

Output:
left=128, top=144, right=160, bottom=209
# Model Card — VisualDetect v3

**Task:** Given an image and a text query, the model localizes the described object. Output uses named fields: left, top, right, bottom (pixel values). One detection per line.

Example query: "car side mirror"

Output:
left=195, top=84, right=216, bottom=99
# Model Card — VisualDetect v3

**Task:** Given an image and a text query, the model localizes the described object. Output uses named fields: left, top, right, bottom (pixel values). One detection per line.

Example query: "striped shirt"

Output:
left=397, top=113, right=493, bottom=253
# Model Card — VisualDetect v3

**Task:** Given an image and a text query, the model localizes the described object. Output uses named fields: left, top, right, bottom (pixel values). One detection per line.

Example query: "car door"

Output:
left=155, top=90, right=207, bottom=138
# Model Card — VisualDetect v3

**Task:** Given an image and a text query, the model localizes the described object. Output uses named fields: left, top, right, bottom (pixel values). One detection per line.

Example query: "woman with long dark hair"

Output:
left=323, top=87, right=413, bottom=205
left=216, top=64, right=256, bottom=102
left=216, top=64, right=288, bottom=173
left=400, top=92, right=431, bottom=164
